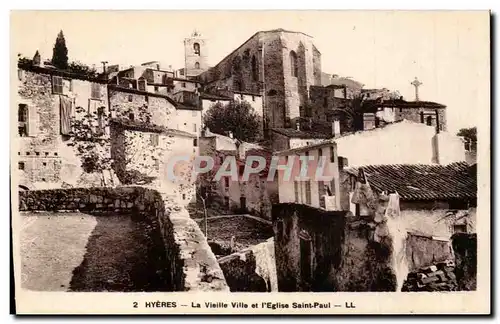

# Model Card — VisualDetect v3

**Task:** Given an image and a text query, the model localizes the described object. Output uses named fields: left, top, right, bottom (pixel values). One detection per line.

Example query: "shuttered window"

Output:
left=52, top=76, right=63, bottom=94
left=294, top=181, right=299, bottom=203
left=91, top=83, right=101, bottom=99
left=305, top=180, right=312, bottom=205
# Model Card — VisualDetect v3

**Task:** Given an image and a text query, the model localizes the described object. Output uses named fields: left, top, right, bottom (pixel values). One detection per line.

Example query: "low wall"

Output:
left=18, top=186, right=229, bottom=292
left=217, top=238, right=277, bottom=292
left=452, top=233, right=477, bottom=291
left=406, top=232, right=453, bottom=271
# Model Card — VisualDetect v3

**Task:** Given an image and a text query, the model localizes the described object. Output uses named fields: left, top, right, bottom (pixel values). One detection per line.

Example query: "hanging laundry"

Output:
left=351, top=168, right=377, bottom=216
left=251, top=238, right=278, bottom=292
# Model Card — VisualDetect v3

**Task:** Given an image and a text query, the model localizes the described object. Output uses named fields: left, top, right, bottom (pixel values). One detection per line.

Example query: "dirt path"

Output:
left=21, top=212, right=171, bottom=292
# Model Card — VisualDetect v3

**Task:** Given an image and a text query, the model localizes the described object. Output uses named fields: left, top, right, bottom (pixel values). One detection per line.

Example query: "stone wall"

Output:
left=18, top=187, right=229, bottom=292
left=217, top=238, right=277, bottom=292
left=273, top=203, right=400, bottom=292
left=452, top=233, right=477, bottom=290
left=396, top=107, right=447, bottom=132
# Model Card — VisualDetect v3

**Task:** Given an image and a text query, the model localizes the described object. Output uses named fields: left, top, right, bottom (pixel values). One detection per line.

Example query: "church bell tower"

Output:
left=184, top=30, right=208, bottom=77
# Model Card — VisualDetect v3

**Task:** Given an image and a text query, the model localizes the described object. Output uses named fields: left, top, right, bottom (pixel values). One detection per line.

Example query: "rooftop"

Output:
left=110, top=118, right=196, bottom=138
left=199, top=92, right=232, bottom=101
left=271, top=128, right=331, bottom=140
left=345, top=162, right=477, bottom=201
left=364, top=98, right=446, bottom=109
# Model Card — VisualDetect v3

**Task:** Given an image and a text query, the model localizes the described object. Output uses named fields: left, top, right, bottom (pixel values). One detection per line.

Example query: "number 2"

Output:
left=133, top=302, right=138, bottom=308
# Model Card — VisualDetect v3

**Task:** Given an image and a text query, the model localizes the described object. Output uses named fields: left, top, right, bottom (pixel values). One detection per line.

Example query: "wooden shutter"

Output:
left=294, top=181, right=299, bottom=202
left=27, top=105, right=38, bottom=136
left=305, top=180, right=312, bottom=205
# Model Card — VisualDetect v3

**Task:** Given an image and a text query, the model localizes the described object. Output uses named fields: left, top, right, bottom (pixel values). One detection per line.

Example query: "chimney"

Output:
left=32, top=50, right=41, bottom=66
left=332, top=120, right=340, bottom=137
left=435, top=109, right=440, bottom=134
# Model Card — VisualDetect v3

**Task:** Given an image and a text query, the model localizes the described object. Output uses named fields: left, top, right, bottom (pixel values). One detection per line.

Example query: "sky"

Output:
left=10, top=11, right=490, bottom=133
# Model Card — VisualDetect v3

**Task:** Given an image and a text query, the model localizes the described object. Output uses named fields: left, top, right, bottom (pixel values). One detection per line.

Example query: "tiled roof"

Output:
left=199, top=92, right=232, bottom=101
left=345, top=162, right=477, bottom=201
left=109, top=118, right=196, bottom=138
left=176, top=102, right=203, bottom=111
left=364, top=98, right=446, bottom=109
left=271, top=128, right=330, bottom=140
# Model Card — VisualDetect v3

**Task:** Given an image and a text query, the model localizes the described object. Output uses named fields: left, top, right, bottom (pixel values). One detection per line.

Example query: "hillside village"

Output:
left=16, top=29, right=478, bottom=293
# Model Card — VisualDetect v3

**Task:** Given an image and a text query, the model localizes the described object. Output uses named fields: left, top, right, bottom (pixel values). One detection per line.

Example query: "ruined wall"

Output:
left=406, top=233, right=453, bottom=271
left=217, top=238, right=277, bottom=292
left=18, top=187, right=229, bottom=292
left=273, top=204, right=399, bottom=292
left=452, top=233, right=477, bottom=291
left=395, top=107, right=447, bottom=132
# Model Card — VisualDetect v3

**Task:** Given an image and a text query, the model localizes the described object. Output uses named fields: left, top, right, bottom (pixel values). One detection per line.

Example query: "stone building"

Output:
left=274, top=141, right=343, bottom=211
left=15, top=61, right=110, bottom=189
left=198, top=130, right=278, bottom=219
left=109, top=118, right=197, bottom=204
left=198, top=28, right=322, bottom=131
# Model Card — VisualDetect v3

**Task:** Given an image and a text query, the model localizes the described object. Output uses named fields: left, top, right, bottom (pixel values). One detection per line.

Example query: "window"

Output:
left=91, top=83, right=101, bottom=99
left=294, top=181, right=299, bottom=203
left=453, top=224, right=467, bottom=234
left=330, top=147, right=335, bottom=163
left=252, top=95, right=255, bottom=102
left=18, top=162, right=25, bottom=170
left=154, top=86, right=159, bottom=93
left=193, top=43, right=200, bottom=55
left=251, top=55, right=259, bottom=81
left=182, top=82, right=186, bottom=88
left=138, top=79, right=146, bottom=91
left=399, top=108, right=403, bottom=113
left=193, top=138, right=198, bottom=147
left=128, top=94, right=133, bottom=102
left=238, top=165, right=245, bottom=177
left=150, top=133, right=159, bottom=146
left=426, top=116, right=433, bottom=126
left=42, top=162, right=47, bottom=166
left=224, top=177, right=229, bottom=188
left=194, top=62, right=200, bottom=69
left=129, top=113, right=135, bottom=121
left=52, top=76, right=64, bottom=94
left=290, top=51, right=298, bottom=77
left=305, top=181, right=312, bottom=205
left=464, top=139, right=471, bottom=151
left=97, top=107, right=105, bottom=134
left=18, top=104, right=28, bottom=137
left=193, top=123, right=197, bottom=132
left=180, top=69, right=184, bottom=76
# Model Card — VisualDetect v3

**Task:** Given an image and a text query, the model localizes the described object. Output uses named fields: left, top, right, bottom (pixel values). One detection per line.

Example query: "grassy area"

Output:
left=20, top=212, right=171, bottom=292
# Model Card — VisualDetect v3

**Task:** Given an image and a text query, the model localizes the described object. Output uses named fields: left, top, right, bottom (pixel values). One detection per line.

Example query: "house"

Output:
left=270, top=126, right=330, bottom=152
left=198, top=130, right=277, bottom=219
left=342, top=162, right=477, bottom=239
left=110, top=118, right=197, bottom=204
left=15, top=59, right=111, bottom=189
left=274, top=140, right=343, bottom=211
left=333, top=120, right=466, bottom=166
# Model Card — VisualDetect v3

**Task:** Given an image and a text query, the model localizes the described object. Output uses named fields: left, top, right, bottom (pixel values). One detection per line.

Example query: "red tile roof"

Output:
left=345, top=162, right=477, bottom=201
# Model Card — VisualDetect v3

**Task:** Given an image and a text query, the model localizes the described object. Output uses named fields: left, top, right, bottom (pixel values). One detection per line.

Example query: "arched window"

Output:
left=194, top=62, right=200, bottom=69
left=290, top=51, right=298, bottom=77
left=251, top=56, right=259, bottom=81
left=193, top=43, right=200, bottom=55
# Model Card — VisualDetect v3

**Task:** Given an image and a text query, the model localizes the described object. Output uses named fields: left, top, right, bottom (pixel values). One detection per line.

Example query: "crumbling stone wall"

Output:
left=395, top=107, right=447, bottom=132
left=18, top=187, right=229, bottom=292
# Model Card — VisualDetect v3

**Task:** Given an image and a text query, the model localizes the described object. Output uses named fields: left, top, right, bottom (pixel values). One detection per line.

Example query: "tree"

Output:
left=67, top=106, right=113, bottom=186
left=329, top=93, right=367, bottom=132
left=52, top=30, right=69, bottom=70
left=457, top=127, right=477, bottom=143
left=203, top=100, right=261, bottom=142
